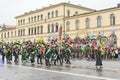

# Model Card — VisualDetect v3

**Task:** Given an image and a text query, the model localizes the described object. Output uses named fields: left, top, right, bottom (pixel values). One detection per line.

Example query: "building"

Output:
left=0, top=3, right=120, bottom=47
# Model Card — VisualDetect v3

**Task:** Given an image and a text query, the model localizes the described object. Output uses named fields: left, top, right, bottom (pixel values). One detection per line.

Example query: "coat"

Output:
left=96, top=49, right=102, bottom=66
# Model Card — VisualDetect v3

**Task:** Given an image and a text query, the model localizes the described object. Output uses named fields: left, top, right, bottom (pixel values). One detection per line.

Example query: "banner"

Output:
left=58, top=25, right=62, bottom=42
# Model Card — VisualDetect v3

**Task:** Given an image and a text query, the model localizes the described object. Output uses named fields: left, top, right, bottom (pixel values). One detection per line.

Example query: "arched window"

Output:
left=34, top=16, right=36, bottom=22
left=34, top=27, right=36, bottom=35
left=37, top=26, right=40, bottom=34
left=28, top=18, right=30, bottom=23
left=23, top=29, right=25, bottom=36
left=4, top=33, right=6, bottom=38
left=48, top=24, right=50, bottom=33
left=75, top=20, right=80, bottom=30
left=8, top=32, right=9, bottom=38
left=23, top=19, right=25, bottom=24
left=48, top=13, right=50, bottom=19
left=21, top=29, right=22, bottom=36
left=66, top=21, right=70, bottom=31
left=56, top=23, right=59, bottom=32
left=28, top=28, right=30, bottom=35
left=41, top=26, right=43, bottom=34
left=110, top=14, right=115, bottom=25
left=31, top=27, right=33, bottom=35
left=56, top=10, right=58, bottom=17
left=97, top=16, right=102, bottom=27
left=52, top=11, right=54, bottom=18
left=31, top=17, right=33, bottom=22
left=18, top=20, right=20, bottom=25
left=41, top=15, right=43, bottom=20
left=51, top=24, right=54, bottom=32
left=67, top=10, right=70, bottom=16
left=37, top=15, right=40, bottom=21
left=11, top=31, right=13, bottom=37
left=1, top=33, right=3, bottom=38
left=86, top=18, right=90, bottom=29
left=21, top=20, right=22, bottom=25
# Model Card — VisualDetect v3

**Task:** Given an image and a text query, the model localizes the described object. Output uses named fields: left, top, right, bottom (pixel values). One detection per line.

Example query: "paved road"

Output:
left=0, top=56, right=120, bottom=80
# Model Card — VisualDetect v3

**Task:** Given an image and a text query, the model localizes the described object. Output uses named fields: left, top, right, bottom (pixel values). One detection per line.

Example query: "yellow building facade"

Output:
left=0, top=3, right=120, bottom=46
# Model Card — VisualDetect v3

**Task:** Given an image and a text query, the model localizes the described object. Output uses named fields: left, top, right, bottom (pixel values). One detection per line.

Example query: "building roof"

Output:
left=0, top=25, right=16, bottom=32
left=65, top=6, right=120, bottom=19
left=15, top=2, right=95, bottom=18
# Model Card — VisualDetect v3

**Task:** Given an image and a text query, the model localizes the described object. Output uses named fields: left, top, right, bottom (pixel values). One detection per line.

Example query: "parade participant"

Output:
left=79, top=46, right=83, bottom=60
left=64, top=43, right=71, bottom=64
left=37, top=45, right=43, bottom=64
left=30, top=45, right=37, bottom=64
left=6, top=48, right=12, bottom=64
left=13, top=47, right=19, bottom=64
left=118, top=48, right=120, bottom=61
left=21, top=47, right=27, bottom=63
left=85, top=45, right=91, bottom=61
left=96, top=47, right=103, bottom=68
left=1, top=48, right=5, bottom=63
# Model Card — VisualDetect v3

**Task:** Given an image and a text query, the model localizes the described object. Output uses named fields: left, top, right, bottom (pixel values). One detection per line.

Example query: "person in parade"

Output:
left=21, top=47, right=27, bottom=63
left=96, top=47, right=103, bottom=68
left=30, top=45, right=37, bottom=64
left=6, top=47, right=12, bottom=64
left=13, top=46, right=19, bottom=63
left=1, top=47, right=5, bottom=63
left=36, top=45, right=43, bottom=64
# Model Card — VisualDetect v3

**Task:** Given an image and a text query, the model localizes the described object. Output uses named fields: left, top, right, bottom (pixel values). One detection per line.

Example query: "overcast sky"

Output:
left=0, top=0, right=120, bottom=25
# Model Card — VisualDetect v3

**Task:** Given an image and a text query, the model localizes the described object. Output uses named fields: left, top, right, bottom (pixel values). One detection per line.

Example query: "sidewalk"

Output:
left=70, top=59, right=120, bottom=71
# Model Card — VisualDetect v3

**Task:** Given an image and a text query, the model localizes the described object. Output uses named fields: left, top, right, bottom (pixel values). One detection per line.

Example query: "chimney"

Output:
left=117, top=3, right=120, bottom=7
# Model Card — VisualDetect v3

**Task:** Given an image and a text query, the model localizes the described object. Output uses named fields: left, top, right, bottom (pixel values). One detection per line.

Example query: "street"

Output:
left=0, top=56, right=120, bottom=80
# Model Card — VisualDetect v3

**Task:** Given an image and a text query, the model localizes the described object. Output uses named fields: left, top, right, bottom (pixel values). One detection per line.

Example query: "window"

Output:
left=51, top=24, right=54, bottom=32
left=86, top=18, right=90, bottom=29
left=48, top=24, right=50, bottom=33
left=56, top=10, right=58, bottom=17
left=28, top=18, right=30, bottom=23
left=11, top=32, right=13, bottom=37
left=56, top=23, right=59, bottom=32
left=52, top=11, right=54, bottom=18
left=34, top=16, right=36, bottom=22
left=18, top=20, right=20, bottom=25
left=75, top=11, right=78, bottom=15
left=23, top=29, right=25, bottom=36
left=18, top=30, right=20, bottom=36
left=4, top=33, right=6, bottom=38
left=20, top=29, right=23, bottom=36
left=21, top=20, right=22, bottom=25
left=31, top=17, right=33, bottom=22
left=110, top=14, right=115, bottom=25
left=97, top=16, right=102, bottom=27
left=37, top=15, right=40, bottom=21
left=31, top=27, right=33, bottom=35
left=48, top=13, right=50, bottom=19
left=37, top=26, right=40, bottom=34
left=23, top=19, right=25, bottom=24
left=67, top=10, right=70, bottom=16
left=8, top=32, right=9, bottom=38
left=41, top=26, right=43, bottom=34
left=75, top=20, right=80, bottom=30
left=28, top=28, right=30, bottom=35
left=34, top=27, right=36, bottom=35
left=41, top=14, right=43, bottom=20
left=66, top=21, right=70, bottom=31
left=15, top=31, right=16, bottom=37
left=1, top=33, right=3, bottom=38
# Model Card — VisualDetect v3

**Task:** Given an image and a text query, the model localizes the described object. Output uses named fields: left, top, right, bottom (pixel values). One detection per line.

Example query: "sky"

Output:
left=0, top=0, right=120, bottom=25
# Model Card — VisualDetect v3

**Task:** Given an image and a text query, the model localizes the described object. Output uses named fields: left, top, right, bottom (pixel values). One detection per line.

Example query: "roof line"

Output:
left=15, top=2, right=95, bottom=18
